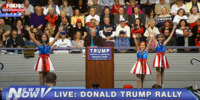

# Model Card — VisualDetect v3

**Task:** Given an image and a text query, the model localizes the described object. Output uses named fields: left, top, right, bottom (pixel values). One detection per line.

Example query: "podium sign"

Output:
left=88, top=47, right=112, bottom=60
left=86, top=47, right=114, bottom=88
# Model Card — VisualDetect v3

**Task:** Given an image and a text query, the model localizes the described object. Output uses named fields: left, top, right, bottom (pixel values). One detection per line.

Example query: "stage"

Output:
left=0, top=53, right=200, bottom=88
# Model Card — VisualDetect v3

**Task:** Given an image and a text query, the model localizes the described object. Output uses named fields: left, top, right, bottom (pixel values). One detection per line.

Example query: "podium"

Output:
left=86, top=47, right=114, bottom=88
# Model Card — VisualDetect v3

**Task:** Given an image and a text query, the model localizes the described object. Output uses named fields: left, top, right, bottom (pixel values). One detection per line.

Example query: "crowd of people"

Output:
left=0, top=0, right=200, bottom=53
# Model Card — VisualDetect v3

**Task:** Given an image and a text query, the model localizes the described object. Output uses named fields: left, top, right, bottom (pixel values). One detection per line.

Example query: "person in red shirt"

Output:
left=195, top=33, right=200, bottom=52
left=45, top=7, right=58, bottom=26
left=131, top=18, right=144, bottom=36
left=112, top=0, right=125, bottom=14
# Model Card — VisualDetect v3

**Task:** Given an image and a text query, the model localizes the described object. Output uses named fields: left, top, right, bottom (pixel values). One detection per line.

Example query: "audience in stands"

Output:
left=71, top=9, right=85, bottom=27
left=100, top=7, right=114, bottom=25
left=99, top=17, right=116, bottom=42
left=115, top=18, right=130, bottom=37
left=90, top=0, right=102, bottom=16
left=177, top=28, right=196, bottom=52
left=0, top=0, right=199, bottom=53
left=43, top=0, right=60, bottom=15
left=74, top=19, right=87, bottom=39
left=84, top=29, right=103, bottom=47
left=155, top=0, right=170, bottom=15
left=114, top=6, right=129, bottom=25
left=115, top=30, right=130, bottom=52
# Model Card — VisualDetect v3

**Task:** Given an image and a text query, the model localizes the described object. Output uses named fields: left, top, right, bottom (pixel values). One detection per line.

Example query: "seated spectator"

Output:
left=114, top=6, right=129, bottom=26
left=155, top=0, right=170, bottom=15
left=192, top=19, right=200, bottom=38
left=21, top=0, right=34, bottom=17
left=173, top=8, right=188, bottom=24
left=195, top=33, right=200, bottom=52
left=160, top=20, right=173, bottom=34
left=170, top=0, right=187, bottom=15
left=30, top=7, right=46, bottom=30
left=76, top=0, right=89, bottom=16
left=14, top=20, right=24, bottom=36
left=140, top=0, right=156, bottom=14
left=45, top=72, right=57, bottom=86
left=163, top=29, right=177, bottom=53
left=88, top=0, right=99, bottom=6
left=144, top=19, right=160, bottom=38
left=74, top=19, right=87, bottom=39
left=6, top=30, right=25, bottom=53
left=177, top=28, right=196, bottom=52
left=0, top=18, right=11, bottom=40
left=130, top=7, right=145, bottom=27
left=115, top=18, right=130, bottom=37
left=158, top=7, right=171, bottom=18
left=43, top=0, right=60, bottom=15
left=57, top=17, right=74, bottom=40
left=185, top=0, right=200, bottom=13
left=84, top=29, right=103, bottom=47
left=99, top=0, right=113, bottom=9
left=71, top=9, right=85, bottom=27
left=115, top=30, right=130, bottom=53
left=86, top=7, right=100, bottom=26
left=90, top=0, right=102, bottom=16
left=99, top=17, right=116, bottom=42
left=156, top=7, right=172, bottom=28
left=100, top=7, right=114, bottom=25
left=45, top=23, right=55, bottom=38
left=145, top=9, right=156, bottom=28
left=72, top=31, right=84, bottom=52
left=53, top=30, right=71, bottom=53
left=175, top=19, right=190, bottom=38
left=86, top=19, right=100, bottom=37
left=45, top=7, right=59, bottom=27
left=60, top=0, right=73, bottom=18
left=112, top=0, right=125, bottom=15
left=25, top=32, right=37, bottom=47
left=131, top=18, right=144, bottom=36
left=188, top=6, right=200, bottom=29
left=127, top=0, right=142, bottom=16
left=16, top=12, right=30, bottom=26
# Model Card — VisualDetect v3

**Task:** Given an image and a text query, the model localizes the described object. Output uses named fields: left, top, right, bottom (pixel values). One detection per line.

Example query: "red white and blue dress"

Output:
left=34, top=45, right=55, bottom=72
left=153, top=42, right=169, bottom=68
left=130, top=50, right=152, bottom=75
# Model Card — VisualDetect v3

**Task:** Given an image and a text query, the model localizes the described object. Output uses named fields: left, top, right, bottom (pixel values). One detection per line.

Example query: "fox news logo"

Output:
left=7, top=87, right=52, bottom=98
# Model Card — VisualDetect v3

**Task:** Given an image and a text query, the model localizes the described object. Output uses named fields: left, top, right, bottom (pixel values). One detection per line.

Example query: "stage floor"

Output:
left=0, top=53, right=200, bottom=89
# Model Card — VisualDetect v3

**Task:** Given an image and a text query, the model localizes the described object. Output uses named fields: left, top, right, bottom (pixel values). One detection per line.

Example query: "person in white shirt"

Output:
left=43, top=0, right=60, bottom=15
left=170, top=0, right=187, bottom=15
left=86, top=7, right=100, bottom=26
left=115, top=18, right=130, bottom=37
left=173, top=8, right=188, bottom=24
left=21, top=0, right=34, bottom=16
left=53, top=30, right=71, bottom=53
left=144, top=19, right=160, bottom=38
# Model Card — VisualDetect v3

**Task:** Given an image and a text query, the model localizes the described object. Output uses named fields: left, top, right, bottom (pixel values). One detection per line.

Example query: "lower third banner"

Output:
left=2, top=86, right=198, bottom=100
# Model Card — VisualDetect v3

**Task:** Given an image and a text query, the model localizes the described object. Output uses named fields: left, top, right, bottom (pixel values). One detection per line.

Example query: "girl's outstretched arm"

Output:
left=27, top=26, right=40, bottom=46
left=164, top=24, right=177, bottom=45
left=147, top=28, right=158, bottom=45
left=49, top=26, right=63, bottom=46
left=146, top=34, right=154, bottom=52
left=133, top=34, right=139, bottom=52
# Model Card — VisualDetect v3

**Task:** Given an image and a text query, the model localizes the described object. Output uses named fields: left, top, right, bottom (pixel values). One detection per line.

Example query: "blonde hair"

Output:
left=148, top=19, right=156, bottom=25
left=45, top=23, right=54, bottom=36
